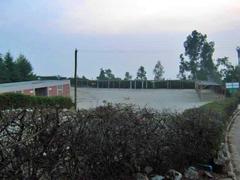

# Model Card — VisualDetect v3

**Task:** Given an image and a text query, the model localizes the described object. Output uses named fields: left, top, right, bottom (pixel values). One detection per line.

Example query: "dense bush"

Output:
left=0, top=94, right=239, bottom=179
left=178, top=108, right=224, bottom=164
left=0, top=93, right=73, bottom=110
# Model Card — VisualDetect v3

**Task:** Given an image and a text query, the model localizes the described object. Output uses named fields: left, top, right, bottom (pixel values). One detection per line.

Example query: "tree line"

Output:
left=0, top=52, right=36, bottom=83
left=94, top=61, right=164, bottom=81
left=1, top=30, right=239, bottom=84
left=81, top=30, right=239, bottom=83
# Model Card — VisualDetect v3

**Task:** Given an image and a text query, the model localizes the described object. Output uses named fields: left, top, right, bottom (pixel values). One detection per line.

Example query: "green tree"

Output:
left=136, top=66, right=147, bottom=80
left=216, top=57, right=234, bottom=82
left=105, top=69, right=115, bottom=80
left=15, top=54, right=36, bottom=81
left=124, top=72, right=132, bottom=80
left=0, top=54, right=8, bottom=83
left=4, top=52, right=19, bottom=82
left=198, top=41, right=216, bottom=80
left=231, top=66, right=240, bottom=82
left=97, top=68, right=106, bottom=80
left=177, top=54, right=188, bottom=80
left=225, top=66, right=240, bottom=82
left=81, top=76, right=88, bottom=80
left=217, top=58, right=240, bottom=82
left=178, top=30, right=218, bottom=81
left=0, top=52, right=36, bottom=83
left=183, top=30, right=206, bottom=80
left=97, top=68, right=116, bottom=80
left=153, top=61, right=164, bottom=80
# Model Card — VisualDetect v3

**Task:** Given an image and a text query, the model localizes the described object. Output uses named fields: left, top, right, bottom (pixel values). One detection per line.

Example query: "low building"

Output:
left=0, top=80, right=70, bottom=97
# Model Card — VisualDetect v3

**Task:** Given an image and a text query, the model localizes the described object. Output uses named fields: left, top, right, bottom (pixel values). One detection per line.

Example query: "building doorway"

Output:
left=35, top=87, right=48, bottom=96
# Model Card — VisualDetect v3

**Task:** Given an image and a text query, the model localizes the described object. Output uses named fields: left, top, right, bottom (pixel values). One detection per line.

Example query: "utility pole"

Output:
left=74, top=49, right=78, bottom=110
left=237, top=47, right=240, bottom=65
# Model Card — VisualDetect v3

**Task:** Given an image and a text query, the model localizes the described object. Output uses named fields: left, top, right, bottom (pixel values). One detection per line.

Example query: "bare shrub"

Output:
left=0, top=102, right=234, bottom=179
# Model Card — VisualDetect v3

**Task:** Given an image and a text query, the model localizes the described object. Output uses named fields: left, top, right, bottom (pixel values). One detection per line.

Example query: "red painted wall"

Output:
left=63, top=84, right=70, bottom=97
left=48, top=86, right=58, bottom=96
left=23, top=89, right=34, bottom=96
left=21, top=83, right=70, bottom=97
left=48, top=84, right=70, bottom=97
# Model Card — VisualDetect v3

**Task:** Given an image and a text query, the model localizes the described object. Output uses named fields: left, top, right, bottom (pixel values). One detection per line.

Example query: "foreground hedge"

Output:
left=0, top=94, right=239, bottom=179
left=0, top=93, right=73, bottom=109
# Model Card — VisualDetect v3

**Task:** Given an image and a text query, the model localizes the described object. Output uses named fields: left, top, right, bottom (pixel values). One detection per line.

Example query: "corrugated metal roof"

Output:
left=0, top=80, right=70, bottom=93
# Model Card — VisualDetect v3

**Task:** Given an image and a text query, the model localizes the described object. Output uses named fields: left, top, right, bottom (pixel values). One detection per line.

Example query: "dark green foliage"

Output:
left=15, top=54, right=36, bottom=81
left=178, top=30, right=220, bottom=81
left=4, top=52, right=18, bottom=82
left=97, top=68, right=106, bottom=80
left=0, top=93, right=73, bottom=110
left=178, top=30, right=240, bottom=83
left=124, top=72, right=132, bottom=80
left=178, top=108, right=224, bottom=164
left=213, top=57, right=240, bottom=82
left=0, top=54, right=8, bottom=83
left=231, top=66, right=240, bottom=81
left=105, top=69, right=115, bottom=80
left=0, top=52, right=37, bottom=83
left=97, top=68, right=117, bottom=80
left=216, top=57, right=234, bottom=82
left=136, top=66, right=147, bottom=80
left=81, top=75, right=88, bottom=80
left=97, top=68, right=121, bottom=80
left=178, top=54, right=188, bottom=80
left=153, top=61, right=164, bottom=80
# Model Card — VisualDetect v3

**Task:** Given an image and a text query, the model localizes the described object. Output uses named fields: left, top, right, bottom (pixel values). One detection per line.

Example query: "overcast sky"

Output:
left=0, top=0, right=240, bottom=79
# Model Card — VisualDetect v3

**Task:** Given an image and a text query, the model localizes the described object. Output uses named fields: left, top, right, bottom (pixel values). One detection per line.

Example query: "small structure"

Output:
left=0, top=80, right=70, bottom=97
left=195, top=80, right=224, bottom=99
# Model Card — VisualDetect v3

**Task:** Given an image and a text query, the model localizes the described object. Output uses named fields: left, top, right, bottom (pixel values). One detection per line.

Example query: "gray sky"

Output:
left=0, top=0, right=240, bottom=79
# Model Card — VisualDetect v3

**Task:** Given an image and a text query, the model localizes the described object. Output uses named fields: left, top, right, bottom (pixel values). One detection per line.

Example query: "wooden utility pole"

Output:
left=74, top=49, right=78, bottom=110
